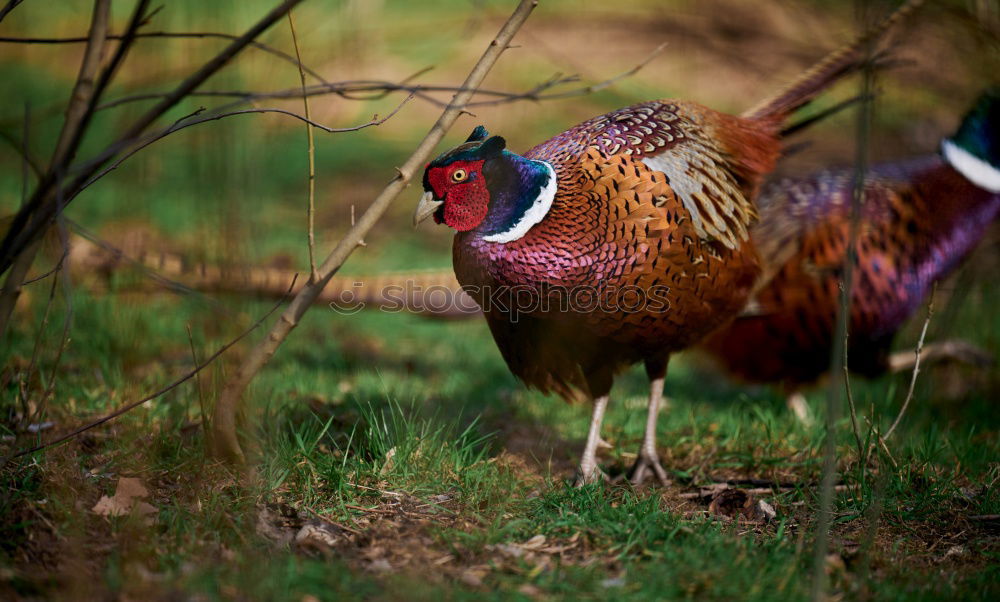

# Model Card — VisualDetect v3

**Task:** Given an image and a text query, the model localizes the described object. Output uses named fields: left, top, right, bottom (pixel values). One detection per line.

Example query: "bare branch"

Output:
left=88, top=38, right=664, bottom=115
left=0, top=0, right=306, bottom=277
left=532, top=41, right=667, bottom=98
left=0, top=126, right=42, bottom=180
left=19, top=248, right=67, bottom=286
left=210, top=0, right=540, bottom=465
left=0, top=30, right=330, bottom=85
left=1, top=276, right=297, bottom=465
left=77, top=99, right=412, bottom=197
left=95, top=69, right=620, bottom=113
left=56, top=0, right=152, bottom=171
left=0, top=0, right=113, bottom=341
left=0, top=0, right=24, bottom=24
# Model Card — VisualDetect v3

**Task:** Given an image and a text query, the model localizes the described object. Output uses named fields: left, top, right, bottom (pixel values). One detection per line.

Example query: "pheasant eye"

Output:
left=451, top=168, right=468, bottom=183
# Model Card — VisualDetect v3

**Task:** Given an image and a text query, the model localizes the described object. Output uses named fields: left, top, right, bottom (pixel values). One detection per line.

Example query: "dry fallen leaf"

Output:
left=294, top=521, right=344, bottom=556
left=92, top=477, right=157, bottom=520
left=707, top=488, right=776, bottom=524
left=460, top=567, right=487, bottom=587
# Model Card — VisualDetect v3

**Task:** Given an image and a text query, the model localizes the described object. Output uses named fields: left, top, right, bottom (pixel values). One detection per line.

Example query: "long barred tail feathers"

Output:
left=741, top=0, right=925, bottom=123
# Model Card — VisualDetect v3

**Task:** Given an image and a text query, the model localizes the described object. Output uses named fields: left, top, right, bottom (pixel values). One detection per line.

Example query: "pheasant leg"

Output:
left=574, top=394, right=610, bottom=486
left=786, top=391, right=812, bottom=425
left=628, top=374, right=670, bottom=486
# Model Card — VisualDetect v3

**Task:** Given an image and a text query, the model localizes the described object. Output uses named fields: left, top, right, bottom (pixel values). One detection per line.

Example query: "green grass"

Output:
left=2, top=273, right=998, bottom=599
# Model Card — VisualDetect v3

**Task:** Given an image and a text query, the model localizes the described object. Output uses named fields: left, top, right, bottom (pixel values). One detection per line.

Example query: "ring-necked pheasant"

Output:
left=699, top=88, right=1000, bottom=420
left=413, top=3, right=922, bottom=485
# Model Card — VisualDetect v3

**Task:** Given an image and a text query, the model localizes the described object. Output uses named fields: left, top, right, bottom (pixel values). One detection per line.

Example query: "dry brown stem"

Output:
left=209, top=0, right=540, bottom=465
left=884, top=287, right=935, bottom=441
left=286, top=10, right=319, bottom=282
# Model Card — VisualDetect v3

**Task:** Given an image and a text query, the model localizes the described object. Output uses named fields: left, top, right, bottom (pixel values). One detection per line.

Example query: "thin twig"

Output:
left=781, top=93, right=874, bottom=138
left=0, top=31, right=330, bottom=84
left=22, top=265, right=59, bottom=426
left=95, top=78, right=568, bottom=112
left=19, top=246, right=68, bottom=286
left=36, top=212, right=74, bottom=424
left=94, top=61, right=643, bottom=113
left=87, top=38, right=662, bottom=115
left=0, top=0, right=24, bottom=24
left=286, top=11, right=319, bottom=282
left=539, top=41, right=667, bottom=97
left=65, top=219, right=221, bottom=305
left=810, top=8, right=877, bottom=599
left=186, top=324, right=211, bottom=449
left=0, top=105, right=41, bottom=188
left=841, top=287, right=864, bottom=460
left=1, top=276, right=298, bottom=465
left=76, top=100, right=412, bottom=197
left=884, top=287, right=935, bottom=441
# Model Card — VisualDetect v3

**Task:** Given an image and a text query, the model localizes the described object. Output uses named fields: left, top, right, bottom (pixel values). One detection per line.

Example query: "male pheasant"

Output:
left=413, top=4, right=919, bottom=485
left=419, top=112, right=770, bottom=486
left=699, top=89, right=1000, bottom=418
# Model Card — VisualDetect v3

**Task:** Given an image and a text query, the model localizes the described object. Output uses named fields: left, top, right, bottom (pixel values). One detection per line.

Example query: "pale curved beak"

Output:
left=413, top=191, right=444, bottom=227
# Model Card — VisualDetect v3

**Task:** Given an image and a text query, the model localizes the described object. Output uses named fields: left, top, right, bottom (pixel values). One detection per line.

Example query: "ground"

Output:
left=1, top=0, right=999, bottom=600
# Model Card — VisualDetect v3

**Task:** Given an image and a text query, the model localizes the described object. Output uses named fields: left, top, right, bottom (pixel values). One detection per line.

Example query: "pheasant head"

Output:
left=942, top=88, right=1000, bottom=193
left=415, top=126, right=557, bottom=242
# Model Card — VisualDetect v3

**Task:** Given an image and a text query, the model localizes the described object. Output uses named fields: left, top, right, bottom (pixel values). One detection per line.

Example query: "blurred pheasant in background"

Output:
left=413, top=2, right=922, bottom=485
left=700, top=88, right=1000, bottom=420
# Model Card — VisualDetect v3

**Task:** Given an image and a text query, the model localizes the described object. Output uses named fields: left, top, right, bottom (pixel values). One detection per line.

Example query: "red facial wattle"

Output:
left=426, top=159, right=489, bottom=231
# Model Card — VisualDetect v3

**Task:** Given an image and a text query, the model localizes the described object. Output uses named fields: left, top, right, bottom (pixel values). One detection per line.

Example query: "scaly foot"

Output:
left=627, top=450, right=670, bottom=486
left=572, top=465, right=609, bottom=487
left=786, top=392, right=812, bottom=425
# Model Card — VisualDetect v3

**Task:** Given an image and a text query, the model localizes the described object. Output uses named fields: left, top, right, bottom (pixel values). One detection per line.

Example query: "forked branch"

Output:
left=0, top=0, right=307, bottom=277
